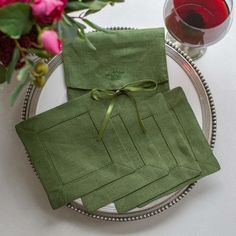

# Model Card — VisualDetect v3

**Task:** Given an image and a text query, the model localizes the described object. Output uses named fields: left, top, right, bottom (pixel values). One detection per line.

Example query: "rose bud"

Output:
left=41, top=30, right=62, bottom=55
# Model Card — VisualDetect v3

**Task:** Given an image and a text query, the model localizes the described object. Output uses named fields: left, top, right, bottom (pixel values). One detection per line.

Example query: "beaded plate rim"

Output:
left=21, top=28, right=217, bottom=222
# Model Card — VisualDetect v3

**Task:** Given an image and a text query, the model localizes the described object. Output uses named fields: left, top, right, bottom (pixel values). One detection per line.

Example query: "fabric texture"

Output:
left=15, top=27, right=221, bottom=213
left=16, top=92, right=167, bottom=209
left=81, top=91, right=201, bottom=212
left=62, top=27, right=169, bottom=100
left=115, top=87, right=220, bottom=212
left=62, top=28, right=220, bottom=213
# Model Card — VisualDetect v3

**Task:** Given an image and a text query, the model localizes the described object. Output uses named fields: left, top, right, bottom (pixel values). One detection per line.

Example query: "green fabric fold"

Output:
left=81, top=91, right=201, bottom=213
left=62, top=27, right=169, bottom=100
left=15, top=27, right=221, bottom=213
left=115, top=87, right=220, bottom=212
left=16, top=93, right=166, bottom=209
left=62, top=28, right=220, bottom=213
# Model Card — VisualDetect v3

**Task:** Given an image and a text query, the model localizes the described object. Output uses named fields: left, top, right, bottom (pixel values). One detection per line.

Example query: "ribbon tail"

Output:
left=97, top=96, right=117, bottom=141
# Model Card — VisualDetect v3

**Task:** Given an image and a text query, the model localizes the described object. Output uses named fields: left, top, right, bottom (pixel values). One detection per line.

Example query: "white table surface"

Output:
left=0, top=1, right=236, bottom=235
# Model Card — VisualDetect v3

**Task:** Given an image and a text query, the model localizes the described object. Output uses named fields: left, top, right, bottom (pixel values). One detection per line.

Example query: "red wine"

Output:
left=165, top=0, right=231, bottom=46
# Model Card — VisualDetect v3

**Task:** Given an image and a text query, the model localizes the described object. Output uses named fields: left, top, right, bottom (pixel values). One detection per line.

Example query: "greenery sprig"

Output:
left=0, top=0, right=124, bottom=105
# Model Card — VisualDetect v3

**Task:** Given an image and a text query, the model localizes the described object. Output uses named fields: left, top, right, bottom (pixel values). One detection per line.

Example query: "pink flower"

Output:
left=0, top=0, right=30, bottom=7
left=41, top=30, right=62, bottom=55
left=32, top=0, right=67, bottom=24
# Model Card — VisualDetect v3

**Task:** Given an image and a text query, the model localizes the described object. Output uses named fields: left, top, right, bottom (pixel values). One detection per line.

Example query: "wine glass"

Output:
left=164, top=0, right=233, bottom=60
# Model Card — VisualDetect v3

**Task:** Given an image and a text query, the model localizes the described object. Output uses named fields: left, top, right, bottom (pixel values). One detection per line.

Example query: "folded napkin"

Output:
left=62, top=27, right=169, bottom=100
left=16, top=27, right=171, bottom=210
left=15, top=92, right=162, bottom=209
left=115, top=87, right=220, bottom=213
left=81, top=89, right=201, bottom=213
left=63, top=28, right=220, bottom=213
left=16, top=27, right=221, bottom=213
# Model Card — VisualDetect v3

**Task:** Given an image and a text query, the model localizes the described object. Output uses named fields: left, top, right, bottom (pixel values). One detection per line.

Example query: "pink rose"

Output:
left=32, top=0, right=67, bottom=24
left=41, top=30, right=62, bottom=55
left=0, top=0, right=30, bottom=7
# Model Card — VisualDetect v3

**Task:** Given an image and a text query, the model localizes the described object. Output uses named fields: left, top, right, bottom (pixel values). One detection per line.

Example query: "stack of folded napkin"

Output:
left=16, top=28, right=220, bottom=213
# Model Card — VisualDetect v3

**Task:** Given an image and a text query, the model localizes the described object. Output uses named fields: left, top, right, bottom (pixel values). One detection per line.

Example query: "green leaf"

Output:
left=77, top=27, right=96, bottom=50
left=84, top=33, right=97, bottom=51
left=82, top=18, right=110, bottom=33
left=0, top=3, right=33, bottom=39
left=26, top=48, right=52, bottom=58
left=17, top=63, right=31, bottom=81
left=89, top=0, right=125, bottom=10
left=73, top=20, right=87, bottom=30
left=9, top=75, right=32, bottom=106
left=58, top=18, right=79, bottom=43
left=62, top=14, right=73, bottom=26
left=65, top=2, right=90, bottom=12
left=84, top=9, right=101, bottom=17
left=66, top=0, right=110, bottom=13
left=86, top=1, right=108, bottom=11
left=0, top=64, right=7, bottom=84
left=6, top=48, right=20, bottom=84
left=111, top=0, right=125, bottom=3
left=66, top=0, right=125, bottom=13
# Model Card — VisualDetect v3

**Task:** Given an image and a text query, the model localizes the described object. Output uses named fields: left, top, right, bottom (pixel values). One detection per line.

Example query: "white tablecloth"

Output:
left=0, top=1, right=236, bottom=235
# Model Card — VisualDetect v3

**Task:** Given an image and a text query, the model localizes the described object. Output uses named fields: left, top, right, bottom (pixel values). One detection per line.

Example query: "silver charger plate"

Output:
left=21, top=29, right=217, bottom=222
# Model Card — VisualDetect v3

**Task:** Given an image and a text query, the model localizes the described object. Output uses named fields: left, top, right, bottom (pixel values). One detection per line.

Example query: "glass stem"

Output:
left=166, top=32, right=207, bottom=60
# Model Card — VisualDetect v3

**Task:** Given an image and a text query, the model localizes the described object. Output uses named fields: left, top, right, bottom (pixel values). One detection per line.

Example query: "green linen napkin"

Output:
left=62, top=28, right=206, bottom=213
left=16, top=93, right=134, bottom=209
left=115, top=87, right=220, bottom=213
left=81, top=91, right=201, bottom=213
left=16, top=90, right=170, bottom=209
left=62, top=27, right=169, bottom=100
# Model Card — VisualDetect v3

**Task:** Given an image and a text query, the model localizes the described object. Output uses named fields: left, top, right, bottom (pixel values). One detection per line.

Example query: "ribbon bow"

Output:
left=91, top=80, right=158, bottom=140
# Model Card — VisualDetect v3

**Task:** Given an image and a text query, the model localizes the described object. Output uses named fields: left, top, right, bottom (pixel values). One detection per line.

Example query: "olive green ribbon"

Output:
left=91, top=80, right=158, bottom=140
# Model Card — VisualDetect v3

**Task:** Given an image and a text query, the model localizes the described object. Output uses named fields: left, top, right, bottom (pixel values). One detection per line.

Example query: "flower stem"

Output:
left=30, top=42, right=43, bottom=49
left=14, top=40, right=27, bottom=58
